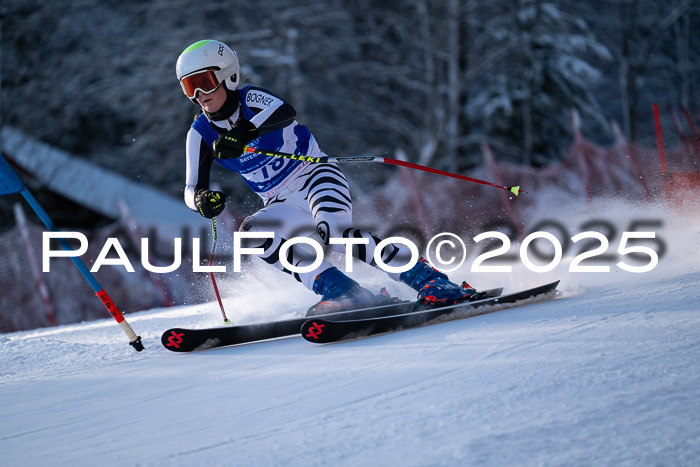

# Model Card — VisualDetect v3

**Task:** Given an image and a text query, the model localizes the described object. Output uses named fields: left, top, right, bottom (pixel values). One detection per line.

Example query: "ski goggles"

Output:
left=180, top=69, right=222, bottom=99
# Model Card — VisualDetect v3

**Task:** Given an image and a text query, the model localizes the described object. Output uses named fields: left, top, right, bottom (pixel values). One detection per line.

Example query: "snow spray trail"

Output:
left=208, top=192, right=700, bottom=322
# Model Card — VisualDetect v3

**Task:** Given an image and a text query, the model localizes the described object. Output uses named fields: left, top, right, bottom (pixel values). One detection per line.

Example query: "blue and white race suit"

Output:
left=183, top=86, right=411, bottom=290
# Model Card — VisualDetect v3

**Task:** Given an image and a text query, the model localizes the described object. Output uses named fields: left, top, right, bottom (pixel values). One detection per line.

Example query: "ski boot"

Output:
left=400, top=257, right=476, bottom=306
left=306, top=267, right=386, bottom=317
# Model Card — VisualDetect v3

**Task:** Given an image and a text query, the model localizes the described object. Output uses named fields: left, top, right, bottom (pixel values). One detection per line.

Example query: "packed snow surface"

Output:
left=2, top=199, right=699, bottom=466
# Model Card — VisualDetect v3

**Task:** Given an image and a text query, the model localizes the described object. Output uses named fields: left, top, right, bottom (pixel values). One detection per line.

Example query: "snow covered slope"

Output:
left=1, top=199, right=699, bottom=466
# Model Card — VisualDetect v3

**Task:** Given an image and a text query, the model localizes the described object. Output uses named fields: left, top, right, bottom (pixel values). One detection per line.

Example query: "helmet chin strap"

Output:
left=204, top=87, right=240, bottom=121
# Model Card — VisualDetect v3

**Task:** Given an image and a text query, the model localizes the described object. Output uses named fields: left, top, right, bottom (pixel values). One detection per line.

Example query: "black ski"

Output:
left=300, top=280, right=560, bottom=344
left=161, top=287, right=503, bottom=352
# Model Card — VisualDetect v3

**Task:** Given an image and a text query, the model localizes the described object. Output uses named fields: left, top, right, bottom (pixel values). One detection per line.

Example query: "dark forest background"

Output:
left=1, top=0, right=698, bottom=207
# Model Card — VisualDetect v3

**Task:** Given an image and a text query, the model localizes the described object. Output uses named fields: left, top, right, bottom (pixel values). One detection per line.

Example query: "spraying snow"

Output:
left=1, top=192, right=699, bottom=465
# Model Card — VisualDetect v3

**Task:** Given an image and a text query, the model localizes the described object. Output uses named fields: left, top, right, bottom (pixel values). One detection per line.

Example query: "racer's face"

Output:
left=196, top=84, right=227, bottom=113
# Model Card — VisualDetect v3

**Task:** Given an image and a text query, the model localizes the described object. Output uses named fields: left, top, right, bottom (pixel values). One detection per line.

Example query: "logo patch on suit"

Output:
left=316, top=221, right=330, bottom=244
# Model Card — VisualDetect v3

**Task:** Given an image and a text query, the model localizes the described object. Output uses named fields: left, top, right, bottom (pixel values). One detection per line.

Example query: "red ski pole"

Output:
left=0, top=154, right=143, bottom=351
left=244, top=147, right=525, bottom=196
left=208, top=217, right=231, bottom=324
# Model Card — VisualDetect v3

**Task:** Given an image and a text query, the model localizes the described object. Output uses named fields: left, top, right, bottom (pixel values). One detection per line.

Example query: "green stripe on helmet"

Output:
left=182, top=40, right=212, bottom=53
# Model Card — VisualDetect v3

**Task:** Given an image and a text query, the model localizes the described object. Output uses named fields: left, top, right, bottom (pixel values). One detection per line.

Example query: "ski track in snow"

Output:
left=1, top=199, right=700, bottom=466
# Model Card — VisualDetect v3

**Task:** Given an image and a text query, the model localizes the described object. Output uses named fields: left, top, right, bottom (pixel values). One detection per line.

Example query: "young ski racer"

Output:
left=176, top=39, right=476, bottom=316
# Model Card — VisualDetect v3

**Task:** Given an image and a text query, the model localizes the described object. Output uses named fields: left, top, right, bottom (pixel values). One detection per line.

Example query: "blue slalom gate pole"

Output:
left=0, top=153, right=143, bottom=351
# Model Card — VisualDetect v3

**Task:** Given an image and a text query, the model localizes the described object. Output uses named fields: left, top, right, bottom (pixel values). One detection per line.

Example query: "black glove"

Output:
left=213, top=120, right=258, bottom=159
left=194, top=189, right=226, bottom=218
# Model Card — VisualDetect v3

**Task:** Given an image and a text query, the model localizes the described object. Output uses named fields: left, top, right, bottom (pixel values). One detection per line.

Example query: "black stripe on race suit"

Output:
left=258, top=237, right=305, bottom=281
left=341, top=228, right=399, bottom=267
left=307, top=187, right=352, bottom=207
left=303, top=177, right=349, bottom=198
left=314, top=206, right=350, bottom=214
left=298, top=164, right=345, bottom=182
left=346, top=228, right=368, bottom=263
left=382, top=242, right=400, bottom=264
left=299, top=166, right=348, bottom=192
left=310, top=195, right=352, bottom=213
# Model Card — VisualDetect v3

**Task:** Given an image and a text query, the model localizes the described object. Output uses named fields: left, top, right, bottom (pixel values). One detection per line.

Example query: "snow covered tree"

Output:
left=465, top=0, right=612, bottom=165
left=614, top=0, right=698, bottom=142
left=1, top=0, right=697, bottom=200
left=331, top=0, right=478, bottom=172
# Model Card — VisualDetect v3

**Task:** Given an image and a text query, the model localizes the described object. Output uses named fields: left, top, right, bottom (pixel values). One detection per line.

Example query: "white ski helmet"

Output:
left=176, top=40, right=240, bottom=98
